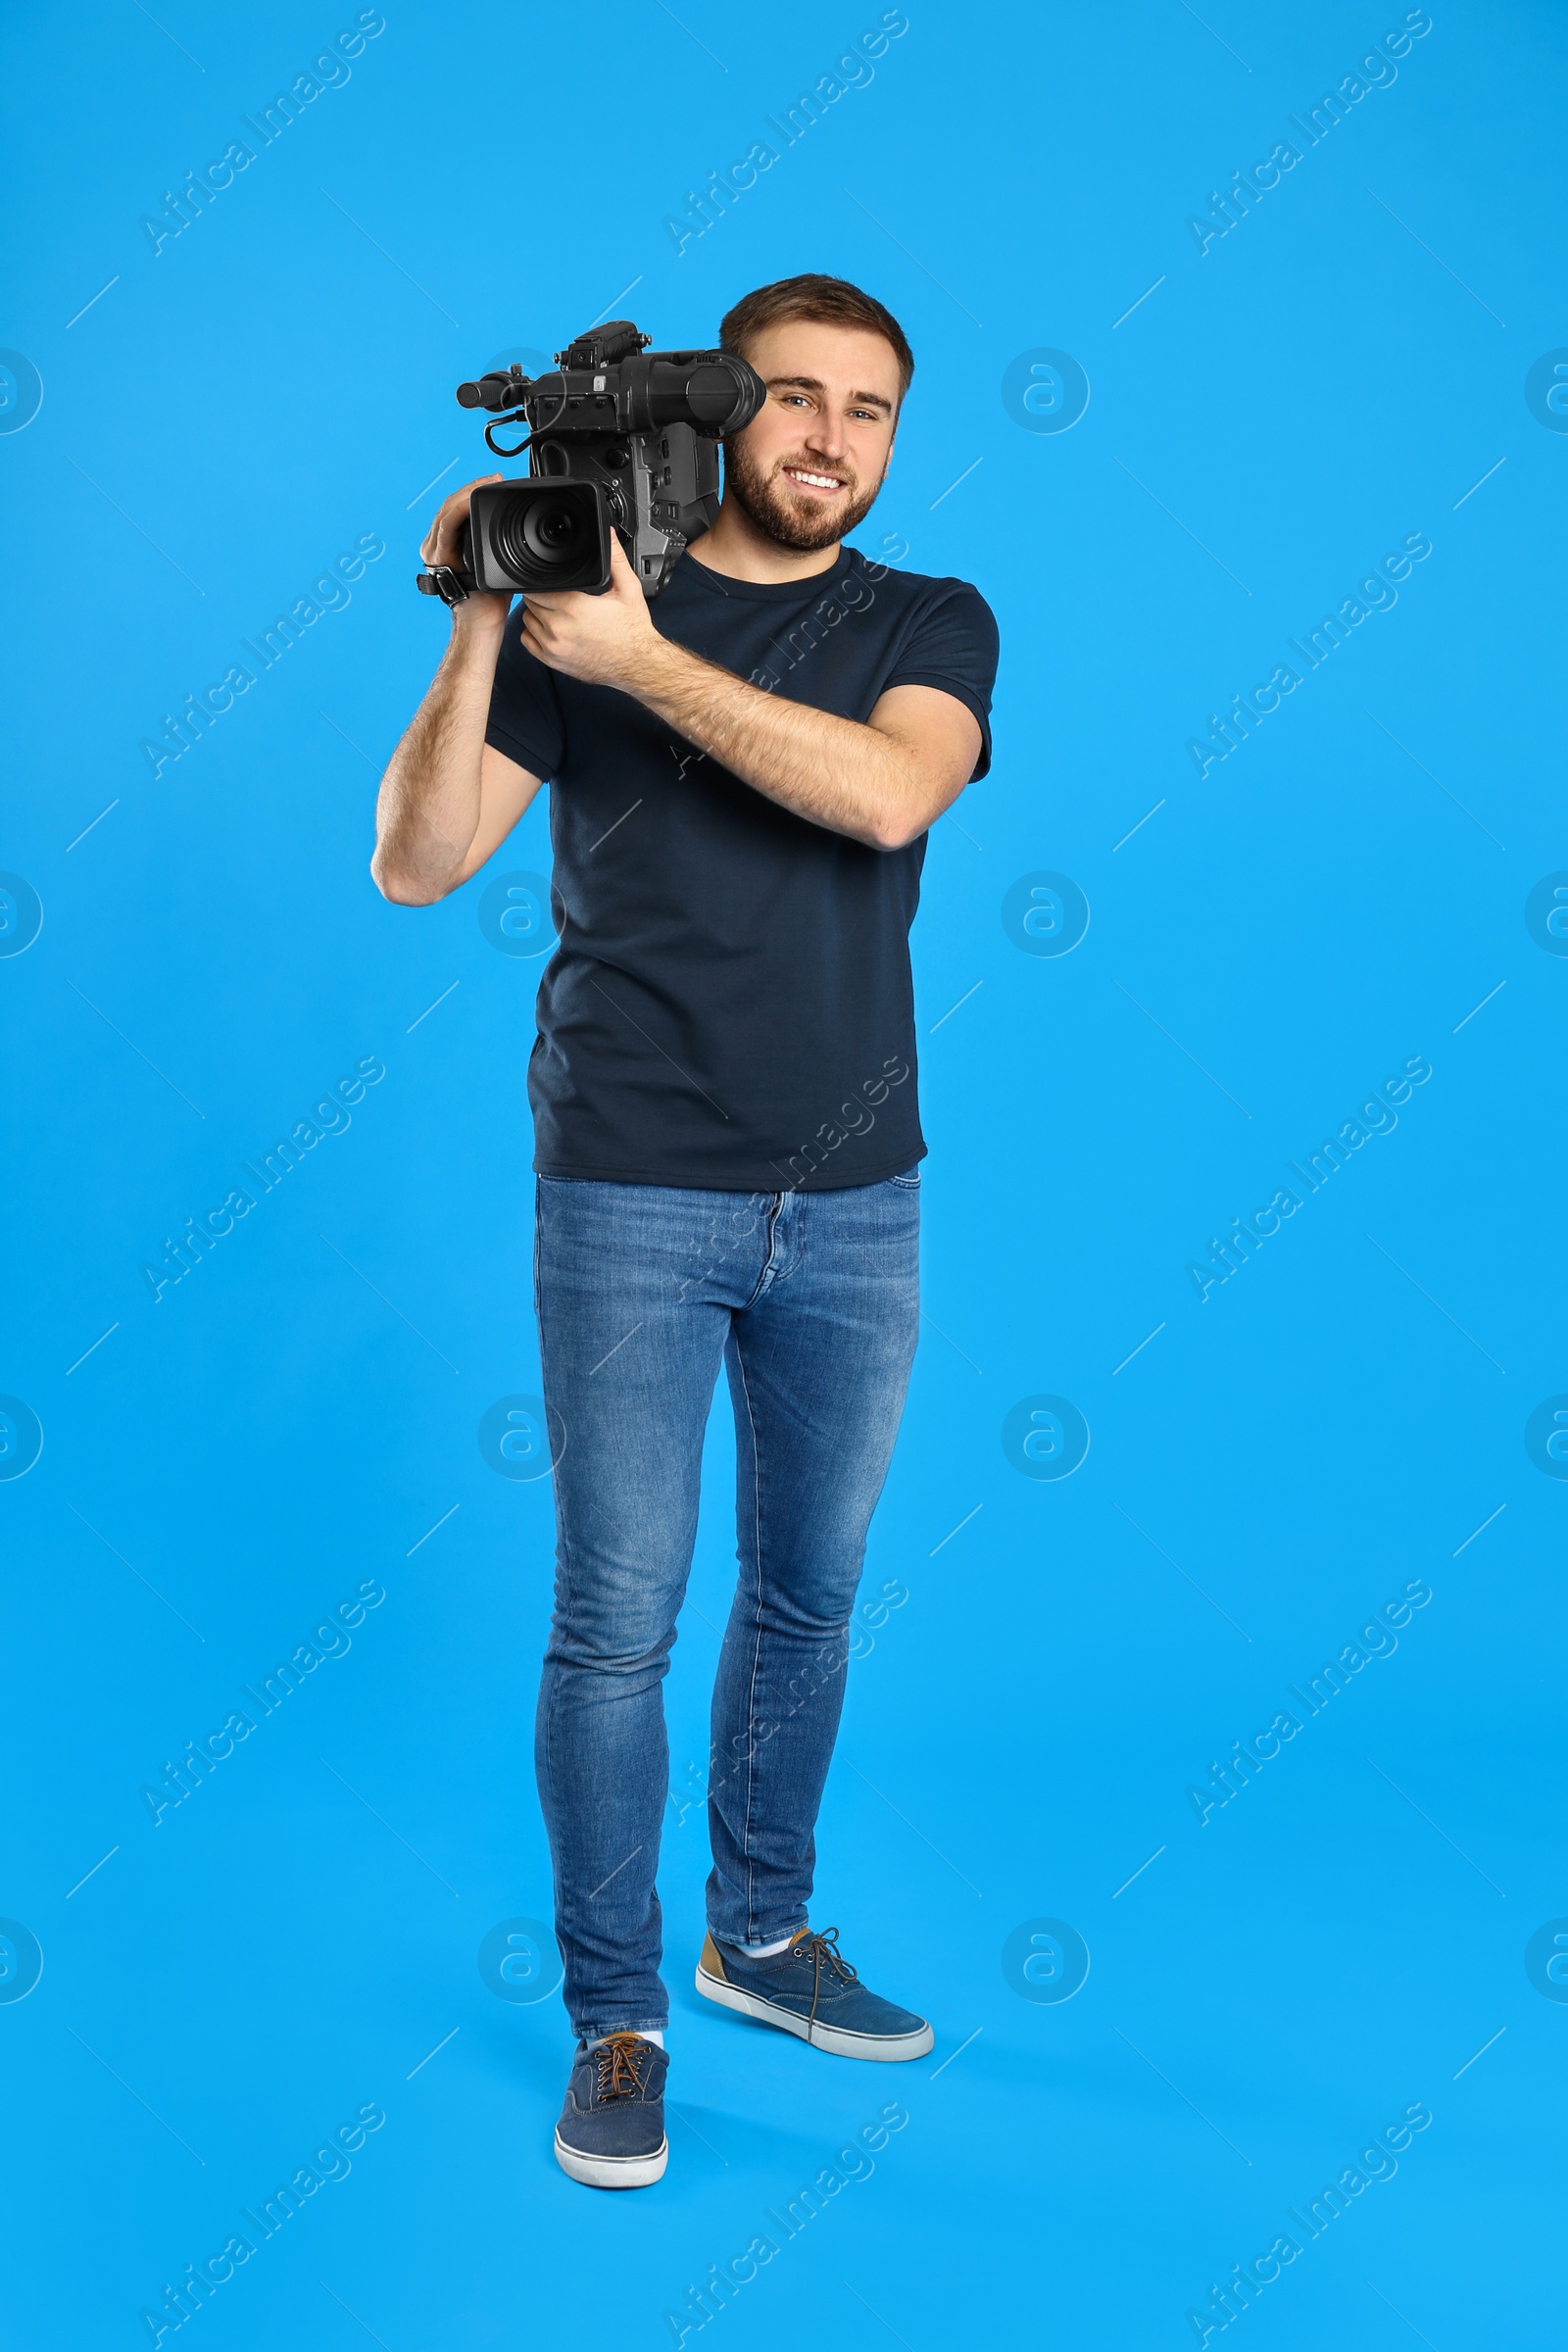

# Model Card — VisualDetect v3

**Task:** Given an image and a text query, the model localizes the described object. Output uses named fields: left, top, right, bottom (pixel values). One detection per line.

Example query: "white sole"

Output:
left=695, top=1962, right=933, bottom=2061
left=554, top=2130, right=668, bottom=2188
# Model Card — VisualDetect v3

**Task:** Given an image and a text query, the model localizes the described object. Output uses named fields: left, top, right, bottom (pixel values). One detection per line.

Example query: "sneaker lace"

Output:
left=595, top=2033, right=651, bottom=2099
left=788, top=1928, right=859, bottom=2030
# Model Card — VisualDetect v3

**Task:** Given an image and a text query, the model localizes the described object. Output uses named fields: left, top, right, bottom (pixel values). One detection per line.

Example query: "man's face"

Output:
left=722, top=319, right=902, bottom=552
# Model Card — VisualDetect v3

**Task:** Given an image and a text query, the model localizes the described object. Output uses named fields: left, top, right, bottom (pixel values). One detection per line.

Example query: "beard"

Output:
left=722, top=437, right=886, bottom=552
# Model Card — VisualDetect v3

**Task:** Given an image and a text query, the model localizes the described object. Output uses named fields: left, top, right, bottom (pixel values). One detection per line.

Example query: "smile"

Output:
left=781, top=466, right=846, bottom=493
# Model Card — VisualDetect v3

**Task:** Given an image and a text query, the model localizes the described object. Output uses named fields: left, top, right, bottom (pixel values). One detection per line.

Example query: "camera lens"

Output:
left=484, top=482, right=605, bottom=591
left=527, top=501, right=583, bottom=556
left=492, top=489, right=585, bottom=579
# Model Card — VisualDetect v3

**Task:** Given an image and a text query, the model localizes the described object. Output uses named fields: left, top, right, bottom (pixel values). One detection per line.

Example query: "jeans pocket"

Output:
left=885, top=1167, right=922, bottom=1190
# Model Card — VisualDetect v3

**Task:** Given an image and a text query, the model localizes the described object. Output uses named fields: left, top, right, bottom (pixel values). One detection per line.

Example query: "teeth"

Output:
left=786, top=468, right=842, bottom=490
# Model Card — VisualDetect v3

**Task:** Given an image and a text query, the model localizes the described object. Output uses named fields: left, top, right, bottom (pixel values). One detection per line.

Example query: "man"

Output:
left=371, top=274, right=998, bottom=2188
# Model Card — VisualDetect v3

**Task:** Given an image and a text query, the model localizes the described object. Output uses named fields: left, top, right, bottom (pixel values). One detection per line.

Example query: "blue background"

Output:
left=3, top=1, right=1564, bottom=2343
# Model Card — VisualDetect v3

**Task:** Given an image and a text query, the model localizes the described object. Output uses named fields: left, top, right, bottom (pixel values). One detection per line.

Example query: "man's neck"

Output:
left=684, top=492, right=842, bottom=586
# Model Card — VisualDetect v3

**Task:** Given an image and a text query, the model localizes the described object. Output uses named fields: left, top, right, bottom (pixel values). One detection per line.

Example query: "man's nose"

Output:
left=805, top=413, right=849, bottom=464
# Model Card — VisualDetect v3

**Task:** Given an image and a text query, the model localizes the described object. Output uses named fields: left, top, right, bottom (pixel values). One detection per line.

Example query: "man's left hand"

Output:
left=519, top=533, right=668, bottom=691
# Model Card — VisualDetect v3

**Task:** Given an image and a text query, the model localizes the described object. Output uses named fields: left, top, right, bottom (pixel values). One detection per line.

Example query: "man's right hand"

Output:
left=422, top=472, right=510, bottom=622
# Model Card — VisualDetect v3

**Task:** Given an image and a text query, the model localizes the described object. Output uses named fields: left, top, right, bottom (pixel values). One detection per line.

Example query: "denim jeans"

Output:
left=532, top=1169, right=920, bottom=2041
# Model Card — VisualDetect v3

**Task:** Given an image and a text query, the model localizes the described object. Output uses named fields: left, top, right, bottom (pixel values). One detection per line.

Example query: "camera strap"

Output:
left=415, top=565, right=472, bottom=607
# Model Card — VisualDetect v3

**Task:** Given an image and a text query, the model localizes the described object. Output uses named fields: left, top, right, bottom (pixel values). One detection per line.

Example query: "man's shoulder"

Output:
left=845, top=548, right=996, bottom=627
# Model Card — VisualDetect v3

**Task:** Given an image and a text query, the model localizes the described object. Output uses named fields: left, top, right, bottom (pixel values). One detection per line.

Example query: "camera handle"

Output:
left=484, top=411, right=533, bottom=460
left=483, top=384, right=569, bottom=459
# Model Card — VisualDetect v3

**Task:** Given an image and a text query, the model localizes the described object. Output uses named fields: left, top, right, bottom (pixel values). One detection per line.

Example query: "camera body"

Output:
left=416, top=321, right=765, bottom=604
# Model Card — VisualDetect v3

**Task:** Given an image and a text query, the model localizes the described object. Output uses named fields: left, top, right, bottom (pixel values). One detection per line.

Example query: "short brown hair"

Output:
left=719, top=273, right=914, bottom=400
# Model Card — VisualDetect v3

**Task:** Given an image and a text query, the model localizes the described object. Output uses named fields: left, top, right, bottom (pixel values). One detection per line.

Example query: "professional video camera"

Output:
left=416, top=320, right=765, bottom=605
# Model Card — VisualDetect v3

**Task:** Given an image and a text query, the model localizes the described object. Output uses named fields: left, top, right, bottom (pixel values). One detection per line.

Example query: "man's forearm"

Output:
left=622, top=636, right=924, bottom=852
left=372, top=608, right=506, bottom=902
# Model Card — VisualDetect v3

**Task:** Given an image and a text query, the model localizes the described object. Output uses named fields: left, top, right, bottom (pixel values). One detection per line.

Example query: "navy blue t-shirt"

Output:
left=483, top=542, right=999, bottom=1191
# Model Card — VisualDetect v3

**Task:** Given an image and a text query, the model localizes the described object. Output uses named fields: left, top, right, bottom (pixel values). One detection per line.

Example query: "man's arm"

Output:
left=370, top=474, right=545, bottom=906
left=520, top=537, right=983, bottom=853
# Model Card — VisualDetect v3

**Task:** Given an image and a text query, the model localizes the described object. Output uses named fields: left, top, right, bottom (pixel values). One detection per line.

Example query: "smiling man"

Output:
left=372, top=274, right=998, bottom=2188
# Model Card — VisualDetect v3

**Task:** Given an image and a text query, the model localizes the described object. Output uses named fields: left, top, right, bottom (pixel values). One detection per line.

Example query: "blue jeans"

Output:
left=532, top=1169, right=920, bottom=2041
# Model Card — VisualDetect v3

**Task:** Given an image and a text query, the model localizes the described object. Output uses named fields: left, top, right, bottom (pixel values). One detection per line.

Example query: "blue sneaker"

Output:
left=554, top=2033, right=668, bottom=2188
left=696, top=1927, right=933, bottom=2061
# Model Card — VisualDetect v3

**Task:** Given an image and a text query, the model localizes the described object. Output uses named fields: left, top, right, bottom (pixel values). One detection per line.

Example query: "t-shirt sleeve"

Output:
left=881, top=580, right=1001, bottom=779
left=484, top=602, right=568, bottom=779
